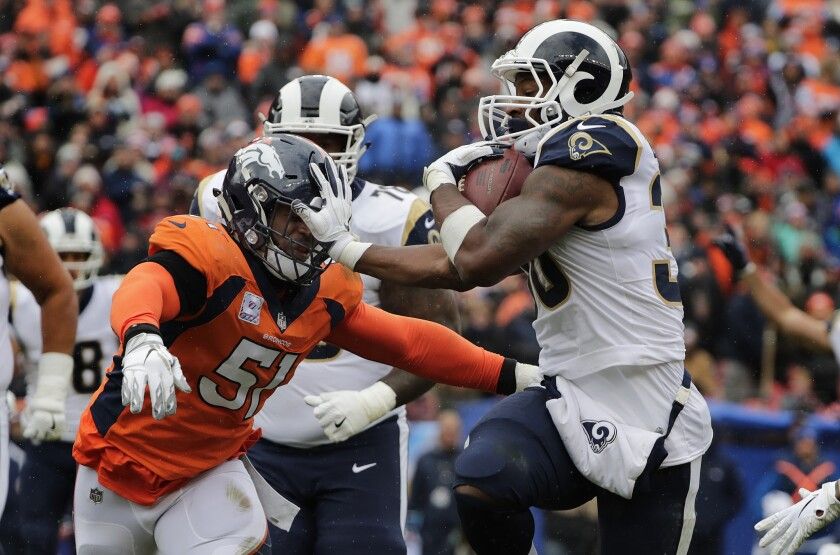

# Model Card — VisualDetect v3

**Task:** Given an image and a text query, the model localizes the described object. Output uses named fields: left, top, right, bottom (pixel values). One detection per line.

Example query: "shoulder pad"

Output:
left=535, top=115, right=643, bottom=186
left=401, top=198, right=437, bottom=247
left=317, top=264, right=363, bottom=324
left=189, top=170, right=225, bottom=223
left=148, top=216, right=234, bottom=288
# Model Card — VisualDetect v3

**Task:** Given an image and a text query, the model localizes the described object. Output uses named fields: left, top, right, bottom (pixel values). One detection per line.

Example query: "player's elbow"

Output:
left=453, top=252, right=505, bottom=289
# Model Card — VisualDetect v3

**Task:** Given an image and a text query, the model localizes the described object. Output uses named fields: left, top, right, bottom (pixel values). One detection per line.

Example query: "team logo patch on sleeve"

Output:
left=568, top=131, right=612, bottom=161
left=238, top=292, right=264, bottom=325
left=581, top=420, right=618, bottom=453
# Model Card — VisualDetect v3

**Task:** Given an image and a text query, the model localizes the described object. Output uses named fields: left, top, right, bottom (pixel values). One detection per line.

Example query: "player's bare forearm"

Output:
left=446, top=165, right=601, bottom=286
left=355, top=243, right=470, bottom=290
left=377, top=279, right=462, bottom=405
left=743, top=270, right=831, bottom=350
left=0, top=201, right=77, bottom=353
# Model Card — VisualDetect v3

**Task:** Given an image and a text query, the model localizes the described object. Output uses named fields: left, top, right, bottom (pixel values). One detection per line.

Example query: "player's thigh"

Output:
left=154, top=459, right=268, bottom=555
left=454, top=387, right=598, bottom=510
left=73, top=465, right=156, bottom=555
left=597, top=457, right=701, bottom=555
left=313, top=417, right=407, bottom=555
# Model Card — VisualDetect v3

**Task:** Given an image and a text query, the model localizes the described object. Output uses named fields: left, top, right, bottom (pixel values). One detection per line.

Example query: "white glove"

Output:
left=292, top=161, right=371, bottom=269
left=423, top=141, right=503, bottom=195
left=515, top=362, right=543, bottom=392
left=23, top=352, right=73, bottom=441
left=303, top=381, right=396, bottom=443
left=120, top=332, right=191, bottom=420
left=755, top=482, right=840, bottom=555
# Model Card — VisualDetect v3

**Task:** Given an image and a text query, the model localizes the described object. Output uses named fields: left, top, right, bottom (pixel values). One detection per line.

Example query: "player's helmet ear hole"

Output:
left=818, top=510, right=825, bottom=517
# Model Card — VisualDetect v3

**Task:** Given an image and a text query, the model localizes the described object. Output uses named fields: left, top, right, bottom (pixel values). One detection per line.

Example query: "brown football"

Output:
left=460, top=148, right=532, bottom=215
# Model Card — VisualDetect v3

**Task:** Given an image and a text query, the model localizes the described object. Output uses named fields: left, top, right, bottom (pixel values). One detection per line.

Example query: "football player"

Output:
left=191, top=75, right=458, bottom=554
left=72, top=136, right=538, bottom=554
left=295, top=20, right=713, bottom=554
left=10, top=208, right=120, bottom=554
left=0, top=170, right=77, bottom=520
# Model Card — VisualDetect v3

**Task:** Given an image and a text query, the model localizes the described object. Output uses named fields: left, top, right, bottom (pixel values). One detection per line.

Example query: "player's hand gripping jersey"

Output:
left=74, top=215, right=515, bottom=505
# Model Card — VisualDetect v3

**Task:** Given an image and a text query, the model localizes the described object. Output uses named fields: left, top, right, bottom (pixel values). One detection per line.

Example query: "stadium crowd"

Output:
left=0, top=0, right=839, bottom=553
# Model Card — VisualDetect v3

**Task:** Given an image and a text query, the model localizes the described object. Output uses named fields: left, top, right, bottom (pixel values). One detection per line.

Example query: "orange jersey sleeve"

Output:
left=327, top=302, right=514, bottom=394
left=110, top=262, right=181, bottom=341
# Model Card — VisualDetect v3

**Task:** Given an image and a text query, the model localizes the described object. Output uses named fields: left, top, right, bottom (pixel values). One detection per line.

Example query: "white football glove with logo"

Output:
left=23, top=352, right=73, bottom=441
left=755, top=481, right=840, bottom=555
left=304, top=381, right=396, bottom=443
left=120, top=332, right=191, bottom=420
left=292, top=161, right=372, bottom=270
left=423, top=141, right=503, bottom=195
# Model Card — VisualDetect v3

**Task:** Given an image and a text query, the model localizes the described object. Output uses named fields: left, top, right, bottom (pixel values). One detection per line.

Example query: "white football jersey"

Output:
left=192, top=170, right=438, bottom=447
left=12, top=276, right=121, bottom=442
left=532, top=114, right=711, bottom=464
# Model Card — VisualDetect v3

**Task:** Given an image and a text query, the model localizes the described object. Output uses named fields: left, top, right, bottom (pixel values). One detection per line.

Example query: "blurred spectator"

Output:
left=181, top=0, right=242, bottom=83
left=408, top=410, right=464, bottom=555
left=299, top=20, right=368, bottom=84
left=192, top=63, right=249, bottom=126
left=358, top=96, right=434, bottom=186
left=753, top=426, right=840, bottom=549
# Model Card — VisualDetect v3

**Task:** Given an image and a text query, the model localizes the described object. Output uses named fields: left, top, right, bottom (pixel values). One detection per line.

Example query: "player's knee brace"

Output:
left=454, top=487, right=534, bottom=555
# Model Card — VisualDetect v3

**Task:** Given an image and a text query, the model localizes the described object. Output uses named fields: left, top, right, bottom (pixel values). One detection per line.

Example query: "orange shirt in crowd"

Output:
left=300, top=34, right=368, bottom=84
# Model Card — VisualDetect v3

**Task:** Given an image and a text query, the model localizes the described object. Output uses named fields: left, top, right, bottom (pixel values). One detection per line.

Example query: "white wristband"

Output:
left=334, top=240, right=372, bottom=270
left=423, top=167, right=455, bottom=195
left=359, top=381, right=397, bottom=421
left=36, top=352, right=74, bottom=394
left=440, top=205, right=486, bottom=263
left=38, top=352, right=74, bottom=380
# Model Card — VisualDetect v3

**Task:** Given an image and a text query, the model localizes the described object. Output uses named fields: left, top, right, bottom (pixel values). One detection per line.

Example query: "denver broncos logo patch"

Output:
left=581, top=420, right=618, bottom=454
left=568, top=131, right=612, bottom=161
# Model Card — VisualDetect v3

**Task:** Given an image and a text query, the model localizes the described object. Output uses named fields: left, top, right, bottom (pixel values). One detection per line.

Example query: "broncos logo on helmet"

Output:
left=237, top=142, right=286, bottom=182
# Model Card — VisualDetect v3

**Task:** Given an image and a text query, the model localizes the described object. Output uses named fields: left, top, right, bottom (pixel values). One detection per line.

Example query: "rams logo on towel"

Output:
left=581, top=420, right=617, bottom=454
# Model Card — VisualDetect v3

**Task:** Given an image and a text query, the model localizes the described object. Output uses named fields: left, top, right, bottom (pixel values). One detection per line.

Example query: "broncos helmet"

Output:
left=40, top=208, right=104, bottom=290
left=263, top=75, right=376, bottom=180
left=217, top=135, right=334, bottom=286
left=479, top=20, right=633, bottom=146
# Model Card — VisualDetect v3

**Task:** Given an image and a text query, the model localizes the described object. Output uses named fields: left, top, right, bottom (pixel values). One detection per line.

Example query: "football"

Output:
left=459, top=148, right=532, bottom=215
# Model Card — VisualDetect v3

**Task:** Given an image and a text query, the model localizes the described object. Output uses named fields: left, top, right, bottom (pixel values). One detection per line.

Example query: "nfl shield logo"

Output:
left=277, top=312, right=287, bottom=332
left=89, top=487, right=103, bottom=504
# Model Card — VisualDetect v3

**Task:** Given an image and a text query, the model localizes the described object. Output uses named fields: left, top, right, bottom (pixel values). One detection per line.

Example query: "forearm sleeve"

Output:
left=327, top=302, right=515, bottom=394
left=110, top=262, right=181, bottom=341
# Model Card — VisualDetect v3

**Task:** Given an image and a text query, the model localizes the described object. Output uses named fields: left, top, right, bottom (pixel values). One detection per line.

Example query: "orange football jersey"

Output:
left=74, top=215, right=362, bottom=505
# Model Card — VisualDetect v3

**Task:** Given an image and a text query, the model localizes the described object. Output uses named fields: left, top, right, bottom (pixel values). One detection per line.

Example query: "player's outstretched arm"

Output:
left=358, top=164, right=611, bottom=289
left=714, top=231, right=831, bottom=351
left=110, top=262, right=192, bottom=420
left=755, top=481, right=840, bottom=555
left=304, top=280, right=461, bottom=442
left=0, top=199, right=77, bottom=441
left=325, top=302, right=540, bottom=393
